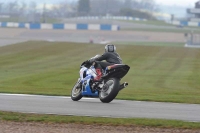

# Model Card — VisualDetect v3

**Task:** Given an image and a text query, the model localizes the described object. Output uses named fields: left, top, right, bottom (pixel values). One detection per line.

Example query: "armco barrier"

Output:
left=171, top=20, right=200, bottom=27
left=53, top=23, right=64, bottom=29
left=77, top=23, right=88, bottom=30
left=18, top=23, right=26, bottom=28
left=30, top=23, right=41, bottom=29
left=0, top=22, right=120, bottom=31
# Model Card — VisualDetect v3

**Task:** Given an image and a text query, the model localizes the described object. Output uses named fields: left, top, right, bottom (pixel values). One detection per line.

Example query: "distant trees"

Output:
left=86, top=0, right=158, bottom=18
left=0, top=1, right=26, bottom=16
left=78, top=0, right=90, bottom=16
left=123, top=0, right=132, bottom=9
left=0, top=3, right=3, bottom=14
left=29, top=1, right=37, bottom=15
left=90, top=0, right=121, bottom=16
left=19, top=2, right=27, bottom=15
left=49, top=1, right=77, bottom=18
left=0, top=1, right=77, bottom=22
left=52, top=3, right=68, bottom=17
left=139, top=0, right=159, bottom=12
left=8, top=1, right=18, bottom=15
left=0, top=0, right=159, bottom=21
left=122, top=0, right=159, bottom=12
left=119, top=8, right=156, bottom=20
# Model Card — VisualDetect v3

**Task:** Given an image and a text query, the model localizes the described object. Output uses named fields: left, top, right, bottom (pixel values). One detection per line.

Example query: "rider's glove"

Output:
left=89, top=58, right=95, bottom=64
left=85, top=60, right=89, bottom=64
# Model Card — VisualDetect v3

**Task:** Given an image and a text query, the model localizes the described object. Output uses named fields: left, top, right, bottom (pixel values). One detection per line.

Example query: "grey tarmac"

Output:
left=0, top=94, right=200, bottom=122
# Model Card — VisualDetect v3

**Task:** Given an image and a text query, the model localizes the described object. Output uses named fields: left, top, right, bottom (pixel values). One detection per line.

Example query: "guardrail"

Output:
left=171, top=20, right=200, bottom=27
left=0, top=22, right=120, bottom=31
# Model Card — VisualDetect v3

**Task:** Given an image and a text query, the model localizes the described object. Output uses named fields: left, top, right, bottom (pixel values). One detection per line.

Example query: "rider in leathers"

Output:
left=89, top=44, right=122, bottom=81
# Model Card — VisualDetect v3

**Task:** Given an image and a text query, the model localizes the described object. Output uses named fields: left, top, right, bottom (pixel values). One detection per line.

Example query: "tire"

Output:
left=99, top=78, right=120, bottom=103
left=71, top=79, right=83, bottom=101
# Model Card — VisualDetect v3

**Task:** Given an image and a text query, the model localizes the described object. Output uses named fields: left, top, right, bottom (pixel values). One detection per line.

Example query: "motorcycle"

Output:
left=71, top=55, right=130, bottom=103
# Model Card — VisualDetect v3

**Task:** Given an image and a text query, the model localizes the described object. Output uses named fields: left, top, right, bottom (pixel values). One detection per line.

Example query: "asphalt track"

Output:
left=0, top=28, right=185, bottom=45
left=0, top=94, right=200, bottom=122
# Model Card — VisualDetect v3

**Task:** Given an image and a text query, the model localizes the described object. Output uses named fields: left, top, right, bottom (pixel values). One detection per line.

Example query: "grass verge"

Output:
left=113, top=42, right=184, bottom=47
left=120, top=20, right=200, bottom=33
left=120, top=20, right=174, bottom=27
left=0, top=111, right=200, bottom=129
left=121, top=27, right=200, bottom=33
left=0, top=17, right=61, bottom=23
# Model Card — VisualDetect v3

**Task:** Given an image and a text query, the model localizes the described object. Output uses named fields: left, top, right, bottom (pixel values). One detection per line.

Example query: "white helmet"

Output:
left=105, top=44, right=116, bottom=52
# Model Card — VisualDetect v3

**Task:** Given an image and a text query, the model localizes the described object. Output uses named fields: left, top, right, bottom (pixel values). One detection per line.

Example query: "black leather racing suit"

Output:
left=93, top=52, right=123, bottom=69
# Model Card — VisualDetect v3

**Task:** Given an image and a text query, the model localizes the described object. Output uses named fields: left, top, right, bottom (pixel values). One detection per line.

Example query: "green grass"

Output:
left=0, top=17, right=61, bottom=23
left=114, top=42, right=184, bottom=47
left=119, top=20, right=200, bottom=33
left=121, top=27, right=200, bottom=33
left=121, top=19, right=200, bottom=29
left=121, top=20, right=174, bottom=27
left=0, top=41, right=200, bottom=104
left=0, top=111, right=200, bottom=129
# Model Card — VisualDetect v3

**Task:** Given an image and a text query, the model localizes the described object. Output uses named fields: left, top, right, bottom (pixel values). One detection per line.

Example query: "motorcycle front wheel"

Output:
left=71, top=78, right=83, bottom=101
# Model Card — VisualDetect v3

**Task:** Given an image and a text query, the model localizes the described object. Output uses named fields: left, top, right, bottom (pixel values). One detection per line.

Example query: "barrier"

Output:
left=0, top=22, right=26, bottom=28
left=0, top=22, right=120, bottom=31
left=171, top=20, right=200, bottom=27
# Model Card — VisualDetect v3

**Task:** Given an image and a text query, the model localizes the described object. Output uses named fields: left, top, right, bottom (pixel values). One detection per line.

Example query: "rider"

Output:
left=89, top=44, right=123, bottom=81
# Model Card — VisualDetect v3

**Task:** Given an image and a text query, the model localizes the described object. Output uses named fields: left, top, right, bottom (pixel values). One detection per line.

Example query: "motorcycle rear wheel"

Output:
left=99, top=78, right=119, bottom=103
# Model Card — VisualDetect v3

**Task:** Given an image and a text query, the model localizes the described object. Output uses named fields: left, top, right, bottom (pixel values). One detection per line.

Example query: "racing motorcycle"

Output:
left=71, top=55, right=130, bottom=103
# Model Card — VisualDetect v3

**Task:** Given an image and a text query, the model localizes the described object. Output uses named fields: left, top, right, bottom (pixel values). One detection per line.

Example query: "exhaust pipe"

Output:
left=119, top=82, right=128, bottom=91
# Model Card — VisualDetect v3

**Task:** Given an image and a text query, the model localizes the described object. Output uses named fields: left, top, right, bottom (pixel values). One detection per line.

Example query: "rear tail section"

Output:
left=102, top=64, right=130, bottom=79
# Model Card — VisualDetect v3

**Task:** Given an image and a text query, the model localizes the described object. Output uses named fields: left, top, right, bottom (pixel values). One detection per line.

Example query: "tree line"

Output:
left=79, top=0, right=158, bottom=15
left=0, top=0, right=158, bottom=22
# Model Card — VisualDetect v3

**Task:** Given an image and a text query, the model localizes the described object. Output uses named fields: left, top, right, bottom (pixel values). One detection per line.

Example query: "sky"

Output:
left=2, top=0, right=199, bottom=7
left=156, top=0, right=197, bottom=7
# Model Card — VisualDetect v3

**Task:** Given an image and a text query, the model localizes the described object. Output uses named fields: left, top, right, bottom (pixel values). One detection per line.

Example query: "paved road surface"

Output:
left=0, top=28, right=185, bottom=46
left=63, top=19, right=178, bottom=30
left=0, top=94, right=199, bottom=122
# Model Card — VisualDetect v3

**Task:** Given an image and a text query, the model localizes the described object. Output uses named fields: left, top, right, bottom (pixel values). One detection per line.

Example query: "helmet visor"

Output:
left=108, top=45, right=114, bottom=52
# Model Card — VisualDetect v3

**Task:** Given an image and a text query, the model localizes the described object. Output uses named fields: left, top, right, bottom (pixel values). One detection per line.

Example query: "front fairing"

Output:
left=81, top=77, right=99, bottom=97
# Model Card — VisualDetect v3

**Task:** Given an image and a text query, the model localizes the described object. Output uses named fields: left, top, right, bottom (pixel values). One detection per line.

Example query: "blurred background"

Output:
left=1, top=0, right=200, bottom=46
left=0, top=0, right=200, bottom=44
left=0, top=0, right=197, bottom=23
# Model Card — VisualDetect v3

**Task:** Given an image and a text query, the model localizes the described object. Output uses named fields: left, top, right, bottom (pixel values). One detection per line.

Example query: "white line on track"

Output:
left=0, top=93, right=96, bottom=100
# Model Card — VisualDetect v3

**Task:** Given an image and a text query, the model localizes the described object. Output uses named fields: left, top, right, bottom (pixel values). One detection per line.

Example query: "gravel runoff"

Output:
left=0, top=121, right=200, bottom=133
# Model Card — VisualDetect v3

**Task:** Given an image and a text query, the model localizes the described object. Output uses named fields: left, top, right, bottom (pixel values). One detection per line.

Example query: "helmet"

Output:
left=105, top=44, right=116, bottom=52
